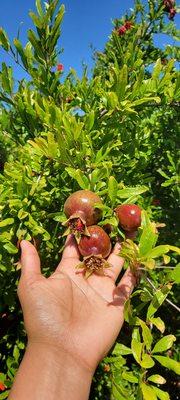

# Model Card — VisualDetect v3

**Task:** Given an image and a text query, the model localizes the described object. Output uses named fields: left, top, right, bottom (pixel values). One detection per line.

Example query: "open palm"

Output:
left=18, top=235, right=136, bottom=373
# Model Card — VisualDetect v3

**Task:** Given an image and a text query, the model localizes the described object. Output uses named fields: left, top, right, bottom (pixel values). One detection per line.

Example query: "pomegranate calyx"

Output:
left=76, top=254, right=110, bottom=279
left=62, top=213, right=90, bottom=243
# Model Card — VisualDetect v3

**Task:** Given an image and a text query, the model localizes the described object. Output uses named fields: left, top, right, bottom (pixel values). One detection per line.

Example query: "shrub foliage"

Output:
left=0, top=0, right=179, bottom=398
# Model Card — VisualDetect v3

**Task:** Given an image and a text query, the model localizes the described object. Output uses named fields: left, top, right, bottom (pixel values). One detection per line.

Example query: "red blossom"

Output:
left=124, top=21, right=133, bottom=30
left=163, top=0, right=175, bottom=12
left=57, top=63, right=64, bottom=72
left=117, top=26, right=127, bottom=36
left=0, top=382, right=5, bottom=391
left=169, top=7, right=176, bottom=19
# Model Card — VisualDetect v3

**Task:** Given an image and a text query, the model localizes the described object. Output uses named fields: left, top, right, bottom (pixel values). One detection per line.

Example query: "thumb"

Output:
left=20, top=240, right=41, bottom=282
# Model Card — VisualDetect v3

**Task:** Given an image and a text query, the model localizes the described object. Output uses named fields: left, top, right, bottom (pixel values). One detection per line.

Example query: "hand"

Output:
left=18, top=235, right=136, bottom=374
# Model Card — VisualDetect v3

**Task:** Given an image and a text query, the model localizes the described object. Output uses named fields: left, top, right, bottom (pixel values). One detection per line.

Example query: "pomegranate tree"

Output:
left=77, top=226, right=111, bottom=278
left=63, top=190, right=103, bottom=242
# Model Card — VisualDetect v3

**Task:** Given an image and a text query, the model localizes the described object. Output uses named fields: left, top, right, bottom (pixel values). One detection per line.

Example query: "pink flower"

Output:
left=117, top=26, right=127, bottom=36
left=57, top=63, right=64, bottom=72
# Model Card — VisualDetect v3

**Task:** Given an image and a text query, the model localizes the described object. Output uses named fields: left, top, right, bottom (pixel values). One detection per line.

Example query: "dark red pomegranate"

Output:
left=63, top=190, right=103, bottom=242
left=77, top=226, right=111, bottom=278
left=115, top=204, right=141, bottom=232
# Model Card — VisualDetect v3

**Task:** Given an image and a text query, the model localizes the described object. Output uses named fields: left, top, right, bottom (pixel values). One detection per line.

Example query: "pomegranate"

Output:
left=115, top=204, right=141, bottom=231
left=63, top=190, right=103, bottom=242
left=77, top=225, right=111, bottom=278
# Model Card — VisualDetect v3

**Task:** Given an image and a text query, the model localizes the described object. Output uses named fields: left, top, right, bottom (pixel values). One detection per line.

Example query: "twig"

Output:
left=145, top=276, right=180, bottom=313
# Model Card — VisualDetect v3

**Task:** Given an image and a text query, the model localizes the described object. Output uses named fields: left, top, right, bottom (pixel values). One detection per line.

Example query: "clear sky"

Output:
left=0, top=0, right=179, bottom=81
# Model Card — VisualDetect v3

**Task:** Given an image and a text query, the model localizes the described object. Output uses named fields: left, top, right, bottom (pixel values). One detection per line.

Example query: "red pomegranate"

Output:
left=115, top=204, right=141, bottom=231
left=63, top=190, right=103, bottom=242
left=77, top=226, right=111, bottom=278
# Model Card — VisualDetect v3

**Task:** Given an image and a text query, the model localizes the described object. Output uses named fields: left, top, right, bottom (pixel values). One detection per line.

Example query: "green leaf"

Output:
left=28, top=30, right=44, bottom=59
left=148, top=375, right=166, bottom=385
left=153, top=387, right=170, bottom=400
left=150, top=317, right=165, bottom=333
left=122, top=371, right=138, bottom=383
left=117, top=186, right=148, bottom=199
left=0, top=218, right=14, bottom=227
left=153, top=356, right=180, bottom=375
left=138, top=319, right=153, bottom=350
left=145, top=245, right=170, bottom=259
left=139, top=223, right=158, bottom=257
left=13, top=39, right=28, bottom=69
left=141, top=354, right=155, bottom=369
left=29, top=12, right=43, bottom=28
left=86, top=110, right=94, bottom=131
left=1, top=63, right=13, bottom=94
left=36, top=0, right=44, bottom=17
left=141, top=383, right=157, bottom=400
left=65, top=167, right=90, bottom=189
left=118, top=64, right=128, bottom=100
left=0, top=28, right=10, bottom=51
left=152, top=335, right=176, bottom=354
left=147, top=284, right=172, bottom=319
left=112, top=343, right=132, bottom=356
left=132, top=97, right=161, bottom=107
left=108, top=176, right=118, bottom=205
left=3, top=242, right=18, bottom=254
left=170, top=265, right=180, bottom=283
left=131, top=338, right=143, bottom=364
left=0, top=391, right=10, bottom=400
left=106, top=92, right=119, bottom=108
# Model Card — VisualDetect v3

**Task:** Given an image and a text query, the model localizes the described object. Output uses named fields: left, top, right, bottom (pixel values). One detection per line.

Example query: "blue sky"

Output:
left=0, top=0, right=179, bottom=80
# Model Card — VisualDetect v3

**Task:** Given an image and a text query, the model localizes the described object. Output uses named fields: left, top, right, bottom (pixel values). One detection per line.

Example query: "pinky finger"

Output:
left=112, top=268, right=137, bottom=308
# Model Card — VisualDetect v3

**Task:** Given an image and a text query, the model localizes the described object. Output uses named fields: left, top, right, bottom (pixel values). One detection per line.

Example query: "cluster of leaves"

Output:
left=0, top=0, right=179, bottom=398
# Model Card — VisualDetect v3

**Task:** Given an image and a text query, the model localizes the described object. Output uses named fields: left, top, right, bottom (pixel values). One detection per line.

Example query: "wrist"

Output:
left=9, top=341, right=93, bottom=400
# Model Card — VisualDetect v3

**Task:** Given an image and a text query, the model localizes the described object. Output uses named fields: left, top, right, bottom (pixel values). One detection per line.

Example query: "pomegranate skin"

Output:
left=115, top=204, right=141, bottom=231
left=78, top=226, right=111, bottom=259
left=64, top=190, right=102, bottom=226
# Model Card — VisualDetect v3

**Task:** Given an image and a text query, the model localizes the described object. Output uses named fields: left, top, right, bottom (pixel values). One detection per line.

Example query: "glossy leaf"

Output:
left=141, top=383, right=157, bottom=400
left=138, top=319, right=153, bottom=350
left=122, top=371, right=138, bottom=383
left=153, top=387, right=170, bottom=400
left=131, top=338, right=143, bottom=364
left=148, top=375, right=166, bottom=385
left=153, top=355, right=180, bottom=375
left=147, top=284, right=172, bottom=319
left=152, top=335, right=176, bottom=354
left=0, top=218, right=14, bottom=227
left=150, top=317, right=165, bottom=333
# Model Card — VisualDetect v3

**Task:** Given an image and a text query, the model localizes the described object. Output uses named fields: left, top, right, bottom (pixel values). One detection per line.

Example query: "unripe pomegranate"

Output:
left=77, top=225, right=111, bottom=278
left=63, top=190, right=103, bottom=242
left=115, top=204, right=141, bottom=231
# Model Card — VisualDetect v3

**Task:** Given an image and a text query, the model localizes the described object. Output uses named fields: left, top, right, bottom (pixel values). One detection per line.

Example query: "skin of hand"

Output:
left=9, top=235, right=136, bottom=400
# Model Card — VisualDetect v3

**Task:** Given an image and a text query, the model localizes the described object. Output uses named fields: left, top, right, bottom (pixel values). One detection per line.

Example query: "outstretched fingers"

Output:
left=19, top=240, right=42, bottom=283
